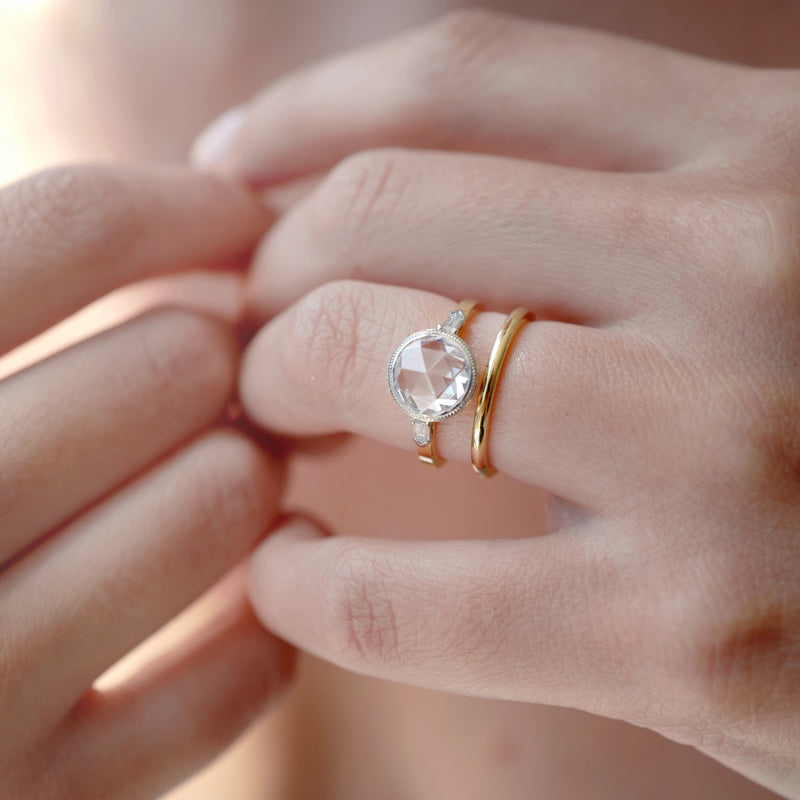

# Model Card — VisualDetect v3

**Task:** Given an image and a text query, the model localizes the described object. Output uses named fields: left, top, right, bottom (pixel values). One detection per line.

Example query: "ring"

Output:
left=471, top=307, right=534, bottom=477
left=388, top=301, right=479, bottom=466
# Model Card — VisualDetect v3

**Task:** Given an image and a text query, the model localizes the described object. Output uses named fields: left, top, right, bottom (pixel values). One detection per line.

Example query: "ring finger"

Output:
left=240, top=280, right=657, bottom=505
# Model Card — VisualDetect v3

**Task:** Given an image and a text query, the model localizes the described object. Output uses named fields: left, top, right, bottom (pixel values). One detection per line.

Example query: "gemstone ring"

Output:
left=387, top=301, right=479, bottom=466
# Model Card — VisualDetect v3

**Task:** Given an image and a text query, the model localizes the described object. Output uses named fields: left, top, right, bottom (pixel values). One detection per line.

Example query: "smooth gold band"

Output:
left=471, top=307, right=533, bottom=476
left=416, top=422, right=440, bottom=466
left=418, top=299, right=480, bottom=466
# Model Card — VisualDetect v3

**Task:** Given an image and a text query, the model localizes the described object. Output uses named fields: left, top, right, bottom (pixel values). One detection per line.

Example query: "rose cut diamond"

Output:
left=391, top=334, right=474, bottom=418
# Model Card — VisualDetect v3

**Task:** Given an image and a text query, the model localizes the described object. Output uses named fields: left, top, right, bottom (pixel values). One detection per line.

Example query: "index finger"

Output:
left=0, top=162, right=271, bottom=354
left=196, top=11, right=742, bottom=183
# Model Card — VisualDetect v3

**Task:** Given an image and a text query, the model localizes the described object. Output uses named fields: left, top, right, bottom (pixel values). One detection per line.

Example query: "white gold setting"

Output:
left=388, top=328, right=477, bottom=422
left=413, top=420, right=433, bottom=446
left=387, top=308, right=479, bottom=465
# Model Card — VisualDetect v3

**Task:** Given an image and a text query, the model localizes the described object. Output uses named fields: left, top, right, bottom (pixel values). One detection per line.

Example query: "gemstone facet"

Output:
left=389, top=331, right=476, bottom=420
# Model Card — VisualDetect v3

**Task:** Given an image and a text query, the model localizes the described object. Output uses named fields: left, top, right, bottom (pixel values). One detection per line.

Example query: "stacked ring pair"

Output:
left=388, top=302, right=532, bottom=476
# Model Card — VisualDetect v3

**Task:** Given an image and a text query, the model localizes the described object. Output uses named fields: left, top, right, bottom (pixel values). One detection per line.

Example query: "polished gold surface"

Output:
left=416, top=421, right=440, bottom=466
left=472, top=308, right=534, bottom=477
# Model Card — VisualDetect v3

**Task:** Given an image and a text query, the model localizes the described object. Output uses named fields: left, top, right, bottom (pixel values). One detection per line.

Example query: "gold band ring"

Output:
left=471, top=307, right=534, bottom=476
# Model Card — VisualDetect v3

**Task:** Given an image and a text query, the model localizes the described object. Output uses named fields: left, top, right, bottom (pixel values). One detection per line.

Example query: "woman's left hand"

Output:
left=194, top=12, right=800, bottom=798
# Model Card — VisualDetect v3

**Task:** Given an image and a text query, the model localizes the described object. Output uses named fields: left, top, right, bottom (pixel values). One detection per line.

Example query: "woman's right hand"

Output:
left=0, top=163, right=292, bottom=799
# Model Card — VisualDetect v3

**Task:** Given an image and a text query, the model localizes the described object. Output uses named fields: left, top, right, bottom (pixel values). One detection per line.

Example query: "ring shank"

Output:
left=417, top=423, right=440, bottom=466
left=471, top=308, right=534, bottom=476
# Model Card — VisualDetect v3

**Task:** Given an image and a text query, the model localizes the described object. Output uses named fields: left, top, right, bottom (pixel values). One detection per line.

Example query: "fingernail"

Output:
left=249, top=517, right=326, bottom=587
left=191, top=106, right=246, bottom=170
left=267, top=516, right=328, bottom=547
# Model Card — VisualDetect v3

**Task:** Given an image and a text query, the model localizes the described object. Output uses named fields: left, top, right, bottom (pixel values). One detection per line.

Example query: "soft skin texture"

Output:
left=0, top=164, right=293, bottom=800
left=225, top=13, right=800, bottom=799
left=22, top=1, right=800, bottom=797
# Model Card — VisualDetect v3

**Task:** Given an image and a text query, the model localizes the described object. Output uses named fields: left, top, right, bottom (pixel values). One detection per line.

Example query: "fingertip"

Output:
left=250, top=516, right=327, bottom=573
left=191, top=106, right=247, bottom=172
left=247, top=516, right=328, bottom=618
left=238, top=326, right=270, bottom=428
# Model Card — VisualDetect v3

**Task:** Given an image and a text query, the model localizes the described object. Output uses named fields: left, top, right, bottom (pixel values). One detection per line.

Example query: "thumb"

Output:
left=246, top=516, right=633, bottom=718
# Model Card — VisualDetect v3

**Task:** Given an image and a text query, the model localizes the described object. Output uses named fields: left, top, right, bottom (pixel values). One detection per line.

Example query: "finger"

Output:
left=0, top=429, right=284, bottom=720
left=246, top=148, right=672, bottom=322
left=0, top=162, right=270, bottom=354
left=240, top=281, right=639, bottom=505
left=247, top=517, right=638, bottom=721
left=0, top=308, right=237, bottom=564
left=49, top=586, right=293, bottom=800
left=0, top=271, right=247, bottom=383
left=197, top=11, right=743, bottom=181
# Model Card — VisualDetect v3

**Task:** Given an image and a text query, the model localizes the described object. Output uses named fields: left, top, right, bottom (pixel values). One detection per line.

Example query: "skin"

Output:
left=5, top=1, right=800, bottom=798
left=35, top=0, right=800, bottom=165
left=0, top=163, right=293, bottom=799
left=225, top=12, right=800, bottom=800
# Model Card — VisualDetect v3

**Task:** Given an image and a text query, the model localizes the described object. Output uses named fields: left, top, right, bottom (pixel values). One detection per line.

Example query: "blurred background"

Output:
left=0, top=0, right=56, bottom=183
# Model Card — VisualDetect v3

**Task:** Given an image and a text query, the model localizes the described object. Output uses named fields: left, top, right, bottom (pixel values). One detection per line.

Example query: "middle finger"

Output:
left=248, top=148, right=678, bottom=324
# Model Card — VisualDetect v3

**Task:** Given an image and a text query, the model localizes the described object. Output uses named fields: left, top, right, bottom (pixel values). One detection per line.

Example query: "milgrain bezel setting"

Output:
left=387, top=327, right=478, bottom=423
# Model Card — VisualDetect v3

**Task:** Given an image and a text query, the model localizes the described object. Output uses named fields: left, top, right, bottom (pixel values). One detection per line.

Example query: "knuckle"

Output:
left=705, top=194, right=800, bottom=484
left=191, top=430, right=280, bottom=551
left=656, top=191, right=800, bottom=489
left=688, top=189, right=800, bottom=289
left=719, top=192, right=800, bottom=290
left=323, top=543, right=404, bottom=667
left=727, top=378, right=800, bottom=497
left=422, top=9, right=516, bottom=76
left=740, top=71, right=800, bottom=161
left=320, top=543, right=514, bottom=677
left=675, top=589, right=799, bottom=725
left=133, top=307, right=236, bottom=414
left=651, top=187, right=800, bottom=323
left=746, top=194, right=800, bottom=301
left=280, top=280, right=382, bottom=416
left=312, top=149, right=411, bottom=250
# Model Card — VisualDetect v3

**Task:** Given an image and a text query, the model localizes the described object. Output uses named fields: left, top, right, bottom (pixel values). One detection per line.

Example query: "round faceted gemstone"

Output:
left=391, top=334, right=474, bottom=418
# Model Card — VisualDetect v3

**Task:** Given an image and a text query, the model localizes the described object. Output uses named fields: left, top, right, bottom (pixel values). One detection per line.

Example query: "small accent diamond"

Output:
left=440, top=310, right=466, bottom=334
left=413, top=420, right=432, bottom=446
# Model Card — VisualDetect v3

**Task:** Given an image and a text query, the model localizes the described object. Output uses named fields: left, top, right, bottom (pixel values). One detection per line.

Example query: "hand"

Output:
left=0, top=163, right=291, bottom=799
left=196, top=12, right=800, bottom=798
